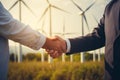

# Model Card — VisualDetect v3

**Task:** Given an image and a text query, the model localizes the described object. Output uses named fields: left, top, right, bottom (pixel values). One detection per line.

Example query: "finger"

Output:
left=50, top=51, right=59, bottom=58
left=46, top=49, right=51, bottom=53
left=55, top=35, right=63, bottom=41
left=46, top=48, right=62, bottom=57
left=54, top=36, right=67, bottom=52
left=47, top=50, right=54, bottom=54
left=50, top=36, right=58, bottom=41
left=46, top=49, right=49, bottom=52
left=60, top=45, right=66, bottom=53
left=59, top=41, right=67, bottom=53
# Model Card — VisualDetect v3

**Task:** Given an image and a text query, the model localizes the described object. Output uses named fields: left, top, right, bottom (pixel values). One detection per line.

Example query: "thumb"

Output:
left=50, top=36, right=58, bottom=41
left=54, top=35, right=63, bottom=41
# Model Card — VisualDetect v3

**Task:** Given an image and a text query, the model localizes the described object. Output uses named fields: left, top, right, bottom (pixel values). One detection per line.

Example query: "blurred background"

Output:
left=0, top=0, right=111, bottom=80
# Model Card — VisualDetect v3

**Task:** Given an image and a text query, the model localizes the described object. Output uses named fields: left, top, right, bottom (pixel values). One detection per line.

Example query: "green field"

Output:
left=8, top=61, right=104, bottom=80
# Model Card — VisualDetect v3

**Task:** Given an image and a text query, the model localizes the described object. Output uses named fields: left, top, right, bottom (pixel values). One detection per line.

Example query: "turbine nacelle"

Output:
left=78, top=11, right=85, bottom=15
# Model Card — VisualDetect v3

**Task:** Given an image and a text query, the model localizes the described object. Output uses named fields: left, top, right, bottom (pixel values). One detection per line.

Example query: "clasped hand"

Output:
left=42, top=36, right=67, bottom=58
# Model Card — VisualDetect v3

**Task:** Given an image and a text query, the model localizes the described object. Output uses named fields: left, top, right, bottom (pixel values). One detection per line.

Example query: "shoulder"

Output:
left=104, top=1, right=119, bottom=15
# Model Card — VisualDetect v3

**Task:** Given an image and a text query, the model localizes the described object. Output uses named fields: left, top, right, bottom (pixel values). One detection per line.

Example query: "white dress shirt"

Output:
left=65, top=39, right=71, bottom=53
left=0, top=2, right=46, bottom=50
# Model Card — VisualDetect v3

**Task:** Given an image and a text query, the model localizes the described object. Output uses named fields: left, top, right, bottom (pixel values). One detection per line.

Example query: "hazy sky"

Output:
left=1, top=0, right=110, bottom=35
left=0, top=0, right=110, bottom=48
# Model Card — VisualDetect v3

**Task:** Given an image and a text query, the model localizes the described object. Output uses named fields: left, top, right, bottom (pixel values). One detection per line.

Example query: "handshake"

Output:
left=42, top=36, right=67, bottom=58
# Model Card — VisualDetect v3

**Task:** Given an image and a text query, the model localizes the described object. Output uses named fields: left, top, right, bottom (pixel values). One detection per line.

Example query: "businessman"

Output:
left=0, top=2, right=66, bottom=80
left=47, top=0, right=120, bottom=80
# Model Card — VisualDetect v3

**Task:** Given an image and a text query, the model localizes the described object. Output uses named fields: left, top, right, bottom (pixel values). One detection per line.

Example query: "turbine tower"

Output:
left=54, top=18, right=80, bottom=62
left=9, top=0, right=36, bottom=62
left=71, top=0, right=96, bottom=63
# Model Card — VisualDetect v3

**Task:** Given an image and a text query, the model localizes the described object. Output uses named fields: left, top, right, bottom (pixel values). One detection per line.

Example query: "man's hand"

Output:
left=42, top=36, right=67, bottom=58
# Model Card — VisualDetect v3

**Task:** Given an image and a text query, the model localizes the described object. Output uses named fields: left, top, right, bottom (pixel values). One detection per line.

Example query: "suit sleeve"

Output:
left=0, top=2, right=46, bottom=50
left=67, top=15, right=105, bottom=54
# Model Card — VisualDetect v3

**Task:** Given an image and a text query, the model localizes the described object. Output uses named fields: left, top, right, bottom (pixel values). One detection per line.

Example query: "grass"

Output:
left=8, top=61, right=104, bottom=80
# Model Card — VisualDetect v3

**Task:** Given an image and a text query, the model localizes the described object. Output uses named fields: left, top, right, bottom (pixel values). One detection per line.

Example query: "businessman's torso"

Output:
left=104, top=0, right=120, bottom=80
left=104, top=0, right=120, bottom=67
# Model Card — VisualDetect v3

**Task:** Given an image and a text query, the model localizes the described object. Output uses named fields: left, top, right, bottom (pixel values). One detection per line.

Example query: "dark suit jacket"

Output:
left=67, top=0, right=120, bottom=80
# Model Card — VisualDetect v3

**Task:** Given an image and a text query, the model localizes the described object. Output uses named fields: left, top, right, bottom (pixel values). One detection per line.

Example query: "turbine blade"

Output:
left=38, top=7, right=49, bottom=22
left=41, top=19, right=45, bottom=30
left=71, top=0, right=83, bottom=11
left=65, top=33, right=74, bottom=35
left=92, top=15, right=99, bottom=23
left=83, top=15, right=89, bottom=31
left=85, top=1, right=96, bottom=12
left=40, top=29, right=47, bottom=35
left=37, top=28, right=47, bottom=35
left=21, top=1, right=36, bottom=16
left=54, top=33, right=61, bottom=35
left=37, top=18, right=47, bottom=34
left=65, top=33, right=79, bottom=35
left=52, top=5, right=70, bottom=14
left=46, top=0, right=50, bottom=4
left=63, top=17, right=65, bottom=33
left=9, top=1, right=18, bottom=11
left=42, top=30, right=47, bottom=35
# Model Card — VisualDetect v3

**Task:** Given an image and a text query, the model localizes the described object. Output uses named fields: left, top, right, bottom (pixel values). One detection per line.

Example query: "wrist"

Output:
left=42, top=37, right=50, bottom=49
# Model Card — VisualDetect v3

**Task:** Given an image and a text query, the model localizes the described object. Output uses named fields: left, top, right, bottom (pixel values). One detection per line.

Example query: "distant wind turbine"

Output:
left=54, top=18, right=80, bottom=62
left=38, top=0, right=69, bottom=36
left=71, top=0, right=96, bottom=63
left=38, top=0, right=70, bottom=63
left=9, top=0, right=36, bottom=62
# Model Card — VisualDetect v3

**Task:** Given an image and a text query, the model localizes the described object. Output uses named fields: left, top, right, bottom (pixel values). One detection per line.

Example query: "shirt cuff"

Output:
left=39, top=33, right=46, bottom=49
left=65, top=39, right=71, bottom=53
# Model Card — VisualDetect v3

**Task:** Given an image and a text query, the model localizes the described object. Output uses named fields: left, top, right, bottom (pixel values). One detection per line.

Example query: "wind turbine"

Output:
left=9, top=0, right=36, bottom=62
left=38, top=0, right=69, bottom=63
left=71, top=0, right=96, bottom=63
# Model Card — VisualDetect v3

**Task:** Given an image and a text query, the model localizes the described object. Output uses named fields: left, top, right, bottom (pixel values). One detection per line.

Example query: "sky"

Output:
left=0, top=0, right=111, bottom=53
left=1, top=0, right=110, bottom=36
